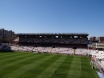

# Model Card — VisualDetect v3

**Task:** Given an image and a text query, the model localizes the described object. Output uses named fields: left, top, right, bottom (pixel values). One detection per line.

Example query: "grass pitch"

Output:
left=0, top=52, right=98, bottom=78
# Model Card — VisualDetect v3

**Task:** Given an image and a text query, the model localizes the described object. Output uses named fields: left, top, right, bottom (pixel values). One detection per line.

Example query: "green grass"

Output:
left=0, top=52, right=98, bottom=78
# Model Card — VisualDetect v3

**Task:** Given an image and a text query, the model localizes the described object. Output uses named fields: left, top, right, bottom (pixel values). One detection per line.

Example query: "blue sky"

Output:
left=0, top=0, right=104, bottom=37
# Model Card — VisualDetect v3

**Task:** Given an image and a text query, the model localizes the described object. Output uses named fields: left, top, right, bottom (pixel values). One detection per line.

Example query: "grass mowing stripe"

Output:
left=49, top=55, right=74, bottom=78
left=0, top=52, right=31, bottom=60
left=0, top=52, right=21, bottom=55
left=0, top=54, right=49, bottom=77
left=0, top=54, right=40, bottom=70
left=0, top=52, right=28, bottom=56
left=67, top=56, right=81, bottom=78
left=18, top=55, right=62, bottom=78
left=80, top=56, right=90, bottom=78
left=0, top=53, right=35, bottom=65
left=35, top=55, right=66, bottom=78
left=0, top=52, right=32, bottom=57
left=0, top=53, right=34, bottom=65
left=0, top=54, right=54, bottom=78
left=0, top=52, right=15, bottom=56
left=80, top=56, right=98, bottom=78
left=0, top=52, right=26, bottom=60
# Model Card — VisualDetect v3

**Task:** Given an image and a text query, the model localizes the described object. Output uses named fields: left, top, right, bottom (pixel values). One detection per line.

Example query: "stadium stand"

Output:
left=8, top=33, right=89, bottom=55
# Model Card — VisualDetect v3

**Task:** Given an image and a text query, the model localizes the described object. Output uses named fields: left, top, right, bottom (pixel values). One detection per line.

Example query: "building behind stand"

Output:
left=0, top=28, right=16, bottom=51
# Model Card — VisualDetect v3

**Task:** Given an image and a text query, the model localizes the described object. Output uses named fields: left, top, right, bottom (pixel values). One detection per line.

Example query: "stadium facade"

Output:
left=16, top=33, right=88, bottom=48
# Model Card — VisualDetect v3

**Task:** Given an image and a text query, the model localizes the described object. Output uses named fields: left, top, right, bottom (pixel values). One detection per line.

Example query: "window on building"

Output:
left=74, top=36, right=78, bottom=38
left=56, top=36, right=58, bottom=38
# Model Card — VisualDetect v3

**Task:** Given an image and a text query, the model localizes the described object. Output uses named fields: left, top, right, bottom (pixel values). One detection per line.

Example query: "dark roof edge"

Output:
left=16, top=33, right=89, bottom=35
